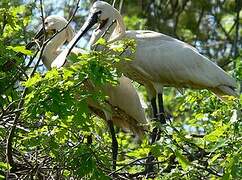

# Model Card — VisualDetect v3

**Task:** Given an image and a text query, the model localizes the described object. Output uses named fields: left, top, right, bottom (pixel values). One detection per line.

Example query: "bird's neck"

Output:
left=108, top=9, right=126, bottom=43
left=43, top=34, right=66, bottom=69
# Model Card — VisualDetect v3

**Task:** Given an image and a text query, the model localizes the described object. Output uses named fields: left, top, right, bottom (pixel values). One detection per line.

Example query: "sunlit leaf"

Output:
left=203, top=125, right=229, bottom=142
left=175, top=150, right=190, bottom=171
left=7, top=45, right=33, bottom=55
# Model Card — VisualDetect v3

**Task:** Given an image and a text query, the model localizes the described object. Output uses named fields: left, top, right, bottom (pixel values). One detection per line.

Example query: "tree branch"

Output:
left=109, top=156, right=151, bottom=176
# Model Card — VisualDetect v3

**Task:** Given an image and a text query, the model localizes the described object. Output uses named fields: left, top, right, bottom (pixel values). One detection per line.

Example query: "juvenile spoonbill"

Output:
left=52, top=1, right=237, bottom=131
left=35, top=15, right=147, bottom=170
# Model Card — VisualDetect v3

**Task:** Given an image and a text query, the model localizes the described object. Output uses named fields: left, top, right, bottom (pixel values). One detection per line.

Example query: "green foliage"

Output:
left=7, top=46, right=33, bottom=56
left=16, top=48, right=139, bottom=178
left=0, top=0, right=34, bottom=100
left=123, top=15, right=147, bottom=30
left=0, top=0, right=241, bottom=179
left=0, top=162, right=10, bottom=171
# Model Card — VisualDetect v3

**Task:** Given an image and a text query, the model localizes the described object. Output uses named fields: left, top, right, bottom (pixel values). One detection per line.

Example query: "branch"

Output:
left=213, top=13, right=232, bottom=42
left=0, top=12, right=7, bottom=34
left=192, top=163, right=222, bottom=177
left=194, top=8, right=205, bottom=46
left=173, top=0, right=189, bottom=38
left=109, top=156, right=151, bottom=176
left=233, top=0, right=241, bottom=59
left=40, top=0, right=46, bottom=42
left=41, top=0, right=81, bottom=47
left=119, top=0, right=124, bottom=12
left=112, top=0, right=117, bottom=7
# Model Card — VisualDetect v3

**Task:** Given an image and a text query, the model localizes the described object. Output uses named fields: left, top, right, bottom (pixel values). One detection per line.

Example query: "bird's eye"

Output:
left=44, top=22, right=48, bottom=26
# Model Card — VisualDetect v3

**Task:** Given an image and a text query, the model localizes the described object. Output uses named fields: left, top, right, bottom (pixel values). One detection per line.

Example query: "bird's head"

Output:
left=62, top=1, right=125, bottom=49
left=34, top=15, right=74, bottom=44
left=50, top=1, right=125, bottom=69
left=88, top=1, right=126, bottom=45
left=90, top=1, right=115, bottom=28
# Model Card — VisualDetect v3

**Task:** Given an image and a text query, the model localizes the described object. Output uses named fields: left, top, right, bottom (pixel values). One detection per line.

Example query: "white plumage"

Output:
left=124, top=30, right=237, bottom=99
left=52, top=1, right=237, bottom=110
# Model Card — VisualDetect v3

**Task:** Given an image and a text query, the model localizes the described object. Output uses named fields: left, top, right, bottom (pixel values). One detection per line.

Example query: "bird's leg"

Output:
left=158, top=93, right=166, bottom=124
left=108, top=120, right=118, bottom=171
left=150, top=97, right=159, bottom=143
left=145, top=97, right=159, bottom=176
left=151, top=97, right=158, bottom=119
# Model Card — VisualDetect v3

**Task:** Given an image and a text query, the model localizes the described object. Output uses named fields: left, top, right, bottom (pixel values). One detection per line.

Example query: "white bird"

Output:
left=34, top=15, right=147, bottom=170
left=53, top=1, right=237, bottom=137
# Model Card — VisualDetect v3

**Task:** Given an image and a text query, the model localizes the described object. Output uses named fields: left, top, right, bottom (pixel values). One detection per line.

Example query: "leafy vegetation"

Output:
left=0, top=0, right=241, bottom=179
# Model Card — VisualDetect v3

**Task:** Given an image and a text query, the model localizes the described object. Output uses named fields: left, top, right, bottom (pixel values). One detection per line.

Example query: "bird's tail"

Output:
left=211, top=85, right=238, bottom=101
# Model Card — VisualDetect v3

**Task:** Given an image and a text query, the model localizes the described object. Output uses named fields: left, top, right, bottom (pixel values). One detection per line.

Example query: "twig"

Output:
left=42, top=0, right=81, bottom=47
left=117, top=159, right=166, bottom=166
left=119, top=0, right=124, bottom=12
left=190, top=134, right=205, bottom=138
left=165, top=122, right=223, bottom=177
left=16, top=65, right=29, bottom=79
left=173, top=0, right=189, bottom=38
left=40, top=0, right=46, bottom=42
left=194, top=8, right=205, bottom=46
left=112, top=0, right=117, bottom=7
left=3, top=45, right=40, bottom=94
left=109, top=156, right=151, bottom=176
left=192, top=163, right=222, bottom=177
left=233, top=0, right=241, bottom=60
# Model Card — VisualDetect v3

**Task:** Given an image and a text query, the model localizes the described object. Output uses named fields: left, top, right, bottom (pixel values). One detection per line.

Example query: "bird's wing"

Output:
left=103, top=76, right=147, bottom=125
left=126, top=30, right=237, bottom=90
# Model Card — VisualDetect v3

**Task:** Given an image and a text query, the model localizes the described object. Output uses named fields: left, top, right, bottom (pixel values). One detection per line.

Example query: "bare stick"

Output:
left=109, top=156, right=151, bottom=176
left=119, top=0, right=124, bottom=12
left=42, top=0, right=81, bottom=46
left=112, top=0, right=117, bottom=7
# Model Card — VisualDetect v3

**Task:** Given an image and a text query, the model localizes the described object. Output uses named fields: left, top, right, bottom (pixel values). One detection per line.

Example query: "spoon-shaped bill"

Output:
left=51, top=12, right=100, bottom=68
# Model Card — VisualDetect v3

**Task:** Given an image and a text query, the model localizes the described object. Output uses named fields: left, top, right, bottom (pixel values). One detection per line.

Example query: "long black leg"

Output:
left=158, top=93, right=166, bottom=124
left=108, top=120, right=118, bottom=171
left=146, top=97, right=159, bottom=176
left=150, top=97, right=159, bottom=143
left=151, top=97, right=158, bottom=119
left=146, top=94, right=166, bottom=176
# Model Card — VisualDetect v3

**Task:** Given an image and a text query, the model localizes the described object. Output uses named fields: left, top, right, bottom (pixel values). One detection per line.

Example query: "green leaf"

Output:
left=63, top=69, right=74, bottom=80
left=23, top=73, right=41, bottom=87
left=203, top=125, right=229, bottom=142
left=95, top=38, right=107, bottom=46
left=110, top=44, right=125, bottom=52
left=45, top=68, right=59, bottom=79
left=175, top=150, right=190, bottom=171
left=7, top=45, right=32, bottom=55
left=209, top=153, right=221, bottom=165
left=0, top=162, right=11, bottom=170
left=150, top=144, right=163, bottom=158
